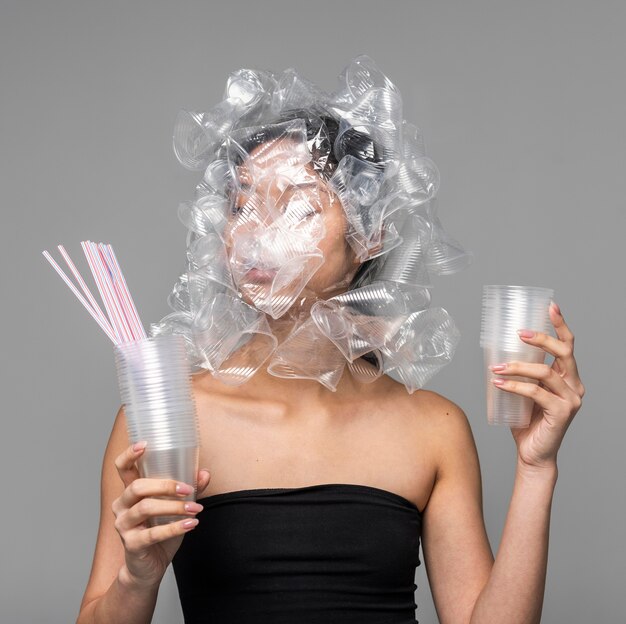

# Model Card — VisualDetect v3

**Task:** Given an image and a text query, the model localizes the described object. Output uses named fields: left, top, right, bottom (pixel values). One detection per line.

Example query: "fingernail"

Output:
left=133, top=441, right=147, bottom=452
left=184, top=502, right=204, bottom=513
left=492, top=378, right=505, bottom=385
left=550, top=300, right=561, bottom=316
left=517, top=329, right=535, bottom=338
left=490, top=363, right=507, bottom=371
left=176, top=483, right=193, bottom=495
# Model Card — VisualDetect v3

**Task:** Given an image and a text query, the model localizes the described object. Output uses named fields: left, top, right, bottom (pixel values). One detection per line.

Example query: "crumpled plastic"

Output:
left=151, top=54, right=473, bottom=394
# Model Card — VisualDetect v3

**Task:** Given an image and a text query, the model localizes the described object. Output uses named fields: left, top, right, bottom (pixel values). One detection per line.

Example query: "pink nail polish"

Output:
left=517, top=329, right=535, bottom=338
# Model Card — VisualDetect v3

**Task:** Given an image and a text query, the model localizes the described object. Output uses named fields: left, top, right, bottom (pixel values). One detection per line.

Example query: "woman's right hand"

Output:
left=111, top=441, right=211, bottom=589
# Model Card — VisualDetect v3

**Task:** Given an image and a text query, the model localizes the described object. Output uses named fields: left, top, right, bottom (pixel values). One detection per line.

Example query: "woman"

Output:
left=76, top=57, right=585, bottom=623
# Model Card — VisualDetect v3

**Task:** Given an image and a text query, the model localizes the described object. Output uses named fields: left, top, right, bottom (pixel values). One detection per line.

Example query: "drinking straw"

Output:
left=87, top=241, right=132, bottom=342
left=80, top=241, right=123, bottom=342
left=104, top=244, right=146, bottom=340
left=88, top=241, right=146, bottom=342
left=42, top=241, right=146, bottom=345
left=100, top=244, right=146, bottom=341
left=92, top=241, right=133, bottom=342
left=42, top=250, right=118, bottom=344
left=57, top=244, right=112, bottom=332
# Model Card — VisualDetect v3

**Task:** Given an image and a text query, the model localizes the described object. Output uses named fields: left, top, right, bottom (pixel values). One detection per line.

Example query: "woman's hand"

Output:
left=489, top=301, right=585, bottom=472
left=111, top=442, right=211, bottom=589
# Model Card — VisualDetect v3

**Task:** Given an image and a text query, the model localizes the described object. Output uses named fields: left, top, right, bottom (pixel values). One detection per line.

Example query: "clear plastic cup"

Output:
left=481, top=285, right=554, bottom=427
left=114, top=334, right=201, bottom=525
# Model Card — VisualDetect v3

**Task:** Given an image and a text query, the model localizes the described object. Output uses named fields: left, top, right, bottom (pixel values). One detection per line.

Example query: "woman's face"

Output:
left=223, top=137, right=361, bottom=310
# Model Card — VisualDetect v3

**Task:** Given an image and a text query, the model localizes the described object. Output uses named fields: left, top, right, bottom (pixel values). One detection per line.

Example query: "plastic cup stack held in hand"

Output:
left=42, top=242, right=202, bottom=526
left=114, top=333, right=201, bottom=525
left=480, top=285, right=554, bottom=427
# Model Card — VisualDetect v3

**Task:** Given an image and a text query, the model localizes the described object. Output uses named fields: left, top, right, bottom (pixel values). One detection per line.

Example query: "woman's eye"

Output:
left=230, top=198, right=246, bottom=215
left=287, top=206, right=318, bottom=221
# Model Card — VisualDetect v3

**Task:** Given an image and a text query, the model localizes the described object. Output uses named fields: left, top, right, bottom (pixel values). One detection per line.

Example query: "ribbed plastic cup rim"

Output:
left=125, top=431, right=199, bottom=440
left=482, top=284, right=554, bottom=295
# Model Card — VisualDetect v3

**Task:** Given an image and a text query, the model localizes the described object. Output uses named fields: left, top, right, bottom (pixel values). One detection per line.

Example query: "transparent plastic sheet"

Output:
left=153, top=54, right=473, bottom=393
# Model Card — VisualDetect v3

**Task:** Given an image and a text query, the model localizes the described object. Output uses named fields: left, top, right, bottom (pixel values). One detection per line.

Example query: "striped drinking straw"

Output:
left=42, top=241, right=147, bottom=345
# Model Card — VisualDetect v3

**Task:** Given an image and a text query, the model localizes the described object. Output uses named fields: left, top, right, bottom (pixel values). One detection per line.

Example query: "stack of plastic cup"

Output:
left=114, top=333, right=200, bottom=526
left=480, top=285, right=554, bottom=427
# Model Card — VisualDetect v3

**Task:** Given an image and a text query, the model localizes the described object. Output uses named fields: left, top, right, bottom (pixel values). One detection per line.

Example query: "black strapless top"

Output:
left=172, top=483, right=423, bottom=623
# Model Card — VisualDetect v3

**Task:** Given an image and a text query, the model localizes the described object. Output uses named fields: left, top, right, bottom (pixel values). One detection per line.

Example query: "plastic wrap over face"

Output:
left=152, top=54, right=473, bottom=393
left=223, top=119, right=328, bottom=319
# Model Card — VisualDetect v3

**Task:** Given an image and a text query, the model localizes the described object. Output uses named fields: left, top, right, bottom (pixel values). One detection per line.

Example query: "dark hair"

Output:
left=223, top=107, right=387, bottom=176
left=220, top=107, right=387, bottom=290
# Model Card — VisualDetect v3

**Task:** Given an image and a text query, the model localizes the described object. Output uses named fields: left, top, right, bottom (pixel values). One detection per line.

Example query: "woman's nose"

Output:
left=234, top=230, right=263, bottom=264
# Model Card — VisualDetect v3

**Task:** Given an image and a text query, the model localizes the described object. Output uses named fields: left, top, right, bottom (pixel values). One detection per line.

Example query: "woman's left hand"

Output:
left=489, top=301, right=585, bottom=472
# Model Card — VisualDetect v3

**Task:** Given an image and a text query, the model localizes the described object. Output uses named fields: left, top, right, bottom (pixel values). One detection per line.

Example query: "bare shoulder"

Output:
left=402, top=387, right=466, bottom=418
left=392, top=384, right=471, bottom=431
left=414, top=388, right=470, bottom=425
left=395, top=387, right=477, bottom=481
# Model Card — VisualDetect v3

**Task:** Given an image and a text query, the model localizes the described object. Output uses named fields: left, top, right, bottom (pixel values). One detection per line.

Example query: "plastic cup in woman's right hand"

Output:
left=480, top=285, right=554, bottom=427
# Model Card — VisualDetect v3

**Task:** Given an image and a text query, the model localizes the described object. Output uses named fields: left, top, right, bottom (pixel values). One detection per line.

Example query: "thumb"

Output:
left=198, top=468, right=211, bottom=490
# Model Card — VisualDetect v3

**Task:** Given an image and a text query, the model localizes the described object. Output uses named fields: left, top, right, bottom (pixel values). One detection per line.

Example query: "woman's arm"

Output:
left=418, top=399, right=556, bottom=624
left=469, top=461, right=558, bottom=624
left=422, top=302, right=583, bottom=623
left=471, top=301, right=583, bottom=623
left=418, top=397, right=494, bottom=624
left=76, top=568, right=160, bottom=624
left=76, top=405, right=210, bottom=624
left=76, top=407, right=160, bottom=624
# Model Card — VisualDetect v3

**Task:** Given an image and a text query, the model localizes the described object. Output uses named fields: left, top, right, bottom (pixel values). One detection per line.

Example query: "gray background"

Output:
left=1, top=1, right=623, bottom=622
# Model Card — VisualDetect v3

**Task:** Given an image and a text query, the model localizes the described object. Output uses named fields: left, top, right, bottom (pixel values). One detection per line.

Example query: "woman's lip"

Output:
left=246, top=268, right=277, bottom=281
